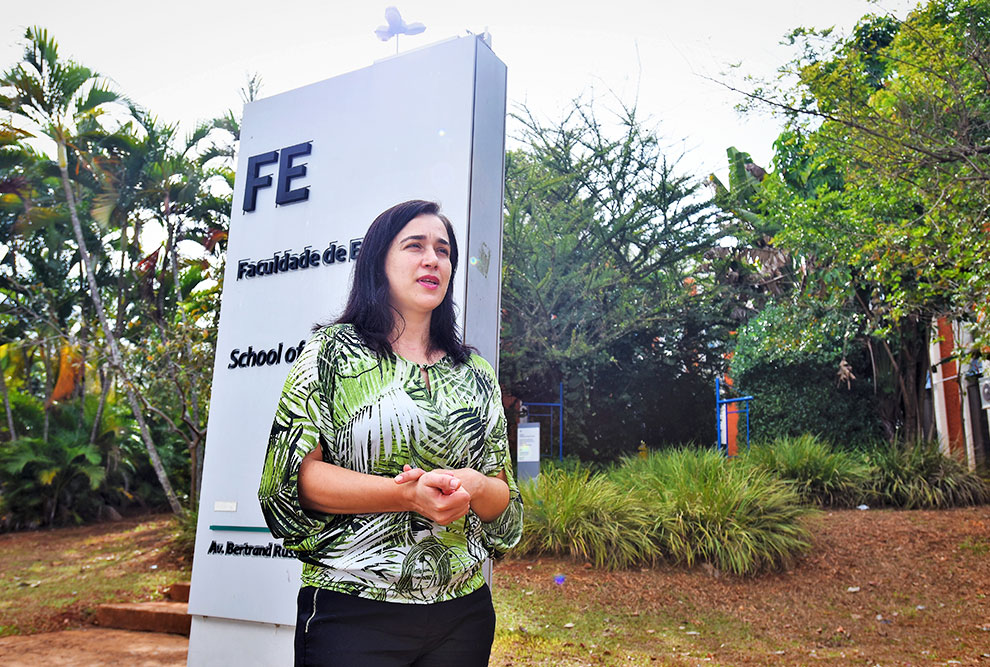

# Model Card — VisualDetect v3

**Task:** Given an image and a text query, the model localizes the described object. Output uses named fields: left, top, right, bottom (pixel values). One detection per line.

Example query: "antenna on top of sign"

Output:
left=375, top=6, right=426, bottom=55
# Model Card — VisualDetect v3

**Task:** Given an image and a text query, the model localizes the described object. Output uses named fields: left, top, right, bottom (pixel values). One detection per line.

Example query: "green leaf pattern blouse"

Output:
left=259, top=324, right=523, bottom=603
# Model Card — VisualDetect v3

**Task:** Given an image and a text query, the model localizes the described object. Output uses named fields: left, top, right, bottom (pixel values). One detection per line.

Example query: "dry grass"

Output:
left=0, top=515, right=191, bottom=636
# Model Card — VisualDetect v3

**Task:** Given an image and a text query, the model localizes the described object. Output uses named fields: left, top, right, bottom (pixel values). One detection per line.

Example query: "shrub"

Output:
left=167, top=507, right=199, bottom=562
left=744, top=434, right=871, bottom=507
left=731, top=303, right=883, bottom=446
left=3, top=389, right=45, bottom=440
left=734, top=356, right=884, bottom=446
left=864, top=439, right=990, bottom=509
left=517, top=467, right=658, bottom=570
left=611, top=448, right=815, bottom=575
left=0, top=434, right=105, bottom=529
left=540, top=454, right=603, bottom=475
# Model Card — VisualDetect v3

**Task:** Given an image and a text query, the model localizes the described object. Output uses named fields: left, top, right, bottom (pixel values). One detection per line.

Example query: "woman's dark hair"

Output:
left=333, top=199, right=473, bottom=364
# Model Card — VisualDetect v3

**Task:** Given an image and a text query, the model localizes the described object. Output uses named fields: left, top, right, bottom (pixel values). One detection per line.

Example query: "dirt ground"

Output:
left=1, top=507, right=988, bottom=665
left=0, top=629, right=187, bottom=666
left=0, top=514, right=190, bottom=636
left=495, top=505, right=990, bottom=665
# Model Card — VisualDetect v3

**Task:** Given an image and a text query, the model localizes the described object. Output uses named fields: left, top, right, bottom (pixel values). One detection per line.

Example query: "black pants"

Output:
left=294, top=585, right=496, bottom=667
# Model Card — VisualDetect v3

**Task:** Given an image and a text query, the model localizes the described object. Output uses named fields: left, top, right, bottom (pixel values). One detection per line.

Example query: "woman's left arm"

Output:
left=471, top=365, right=524, bottom=554
left=451, top=468, right=510, bottom=521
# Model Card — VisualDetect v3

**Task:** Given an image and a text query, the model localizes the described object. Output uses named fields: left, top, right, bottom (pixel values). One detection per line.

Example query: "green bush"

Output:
left=610, top=448, right=815, bottom=575
left=539, top=454, right=603, bottom=475
left=517, top=467, right=658, bottom=570
left=0, top=392, right=168, bottom=530
left=731, top=302, right=883, bottom=446
left=735, top=356, right=883, bottom=446
left=0, top=434, right=105, bottom=529
left=1, top=388, right=45, bottom=440
left=864, top=439, right=990, bottom=508
left=167, top=507, right=199, bottom=562
left=744, top=434, right=871, bottom=507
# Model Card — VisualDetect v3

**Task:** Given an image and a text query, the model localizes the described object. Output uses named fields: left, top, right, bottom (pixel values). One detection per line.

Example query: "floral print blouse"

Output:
left=259, top=324, right=523, bottom=603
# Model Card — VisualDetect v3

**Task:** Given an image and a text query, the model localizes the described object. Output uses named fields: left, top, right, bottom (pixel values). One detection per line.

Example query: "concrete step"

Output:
left=166, top=582, right=191, bottom=603
left=94, top=601, right=191, bottom=636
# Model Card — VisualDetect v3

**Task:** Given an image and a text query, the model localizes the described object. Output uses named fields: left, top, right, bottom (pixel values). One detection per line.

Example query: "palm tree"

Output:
left=82, top=105, right=232, bottom=509
left=107, top=111, right=216, bottom=507
left=0, top=27, right=180, bottom=512
left=1, top=132, right=84, bottom=443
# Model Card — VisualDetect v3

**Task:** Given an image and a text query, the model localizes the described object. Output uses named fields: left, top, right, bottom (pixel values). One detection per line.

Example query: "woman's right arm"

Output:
left=298, top=448, right=472, bottom=525
left=258, top=333, right=330, bottom=542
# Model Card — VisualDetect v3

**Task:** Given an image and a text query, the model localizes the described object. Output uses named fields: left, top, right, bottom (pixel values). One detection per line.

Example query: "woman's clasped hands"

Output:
left=394, top=464, right=476, bottom=525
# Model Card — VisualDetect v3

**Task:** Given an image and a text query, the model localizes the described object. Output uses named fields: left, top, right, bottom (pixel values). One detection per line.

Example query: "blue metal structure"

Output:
left=715, top=377, right=754, bottom=456
left=523, top=382, right=564, bottom=461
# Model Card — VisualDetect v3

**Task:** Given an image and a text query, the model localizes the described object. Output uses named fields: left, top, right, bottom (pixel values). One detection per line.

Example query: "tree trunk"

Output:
left=195, top=432, right=205, bottom=506
left=91, top=200, right=131, bottom=447
left=166, top=206, right=205, bottom=507
left=898, top=315, right=933, bottom=443
left=58, top=148, right=182, bottom=514
left=42, top=339, right=52, bottom=443
left=189, top=437, right=200, bottom=510
left=77, top=316, right=88, bottom=434
left=115, top=215, right=130, bottom=338
left=90, top=365, right=111, bottom=446
left=0, top=358, right=17, bottom=441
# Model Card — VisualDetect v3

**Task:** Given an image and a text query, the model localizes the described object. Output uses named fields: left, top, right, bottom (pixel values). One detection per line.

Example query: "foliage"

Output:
left=611, top=448, right=815, bottom=575
left=539, top=454, right=599, bottom=475
left=704, top=146, right=797, bottom=326
left=732, top=302, right=884, bottom=444
left=709, top=146, right=778, bottom=237
left=0, top=27, right=233, bottom=524
left=517, top=467, right=658, bottom=570
left=731, top=301, right=860, bottom=378
left=2, top=388, right=45, bottom=440
left=736, top=355, right=884, bottom=446
left=0, top=435, right=103, bottom=529
left=501, top=98, right=728, bottom=458
left=743, top=434, right=871, bottom=507
left=864, top=438, right=990, bottom=508
left=571, top=338, right=718, bottom=459
left=167, top=506, right=199, bottom=562
left=0, top=390, right=164, bottom=530
left=522, top=449, right=818, bottom=575
left=728, top=0, right=990, bottom=441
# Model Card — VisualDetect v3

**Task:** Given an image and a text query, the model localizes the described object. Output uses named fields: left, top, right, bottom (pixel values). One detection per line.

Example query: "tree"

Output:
left=705, top=146, right=796, bottom=323
left=121, top=111, right=227, bottom=507
left=0, top=27, right=181, bottom=512
left=722, top=1, right=990, bottom=441
left=1, top=128, right=92, bottom=444
left=501, top=99, right=727, bottom=456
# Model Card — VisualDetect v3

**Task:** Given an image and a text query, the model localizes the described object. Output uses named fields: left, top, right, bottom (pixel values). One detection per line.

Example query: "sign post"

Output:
left=517, top=422, right=541, bottom=482
left=187, top=36, right=507, bottom=665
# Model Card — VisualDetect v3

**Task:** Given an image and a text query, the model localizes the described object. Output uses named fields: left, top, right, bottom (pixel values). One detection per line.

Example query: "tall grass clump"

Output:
left=864, top=439, right=990, bottom=508
left=611, top=448, right=815, bottom=575
left=517, top=467, right=658, bottom=569
left=743, top=434, right=871, bottom=507
left=167, top=507, right=199, bottom=562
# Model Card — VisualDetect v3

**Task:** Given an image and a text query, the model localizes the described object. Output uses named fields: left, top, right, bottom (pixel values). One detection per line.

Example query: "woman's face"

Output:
left=384, top=213, right=452, bottom=320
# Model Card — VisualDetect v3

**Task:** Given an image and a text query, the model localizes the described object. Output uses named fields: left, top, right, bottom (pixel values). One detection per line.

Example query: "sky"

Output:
left=2, top=0, right=918, bottom=183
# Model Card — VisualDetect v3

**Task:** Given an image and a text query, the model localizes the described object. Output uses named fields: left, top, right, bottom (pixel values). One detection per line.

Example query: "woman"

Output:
left=259, top=199, right=523, bottom=666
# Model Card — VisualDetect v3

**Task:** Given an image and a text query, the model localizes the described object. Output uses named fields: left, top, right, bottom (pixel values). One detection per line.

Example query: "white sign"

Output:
left=517, top=423, right=541, bottom=463
left=187, top=36, right=506, bottom=664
